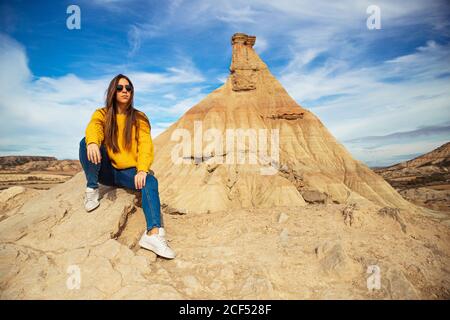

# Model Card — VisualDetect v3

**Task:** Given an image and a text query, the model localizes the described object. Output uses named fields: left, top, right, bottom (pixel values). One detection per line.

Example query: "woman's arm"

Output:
left=85, top=108, right=106, bottom=146
left=136, top=114, right=154, bottom=173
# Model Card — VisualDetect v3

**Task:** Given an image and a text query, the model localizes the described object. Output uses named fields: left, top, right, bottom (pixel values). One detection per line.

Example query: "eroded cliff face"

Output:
left=150, top=33, right=413, bottom=214
left=230, top=33, right=264, bottom=91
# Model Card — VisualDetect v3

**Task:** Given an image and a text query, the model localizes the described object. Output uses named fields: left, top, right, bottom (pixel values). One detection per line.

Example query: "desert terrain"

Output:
left=0, top=33, right=448, bottom=299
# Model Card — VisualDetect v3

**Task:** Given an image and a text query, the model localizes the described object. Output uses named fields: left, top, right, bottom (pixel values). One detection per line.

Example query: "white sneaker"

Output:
left=159, top=227, right=166, bottom=237
left=84, top=187, right=100, bottom=212
left=139, top=232, right=175, bottom=259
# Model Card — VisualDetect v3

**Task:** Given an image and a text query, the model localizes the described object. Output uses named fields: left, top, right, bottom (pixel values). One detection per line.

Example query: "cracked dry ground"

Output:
left=0, top=173, right=449, bottom=299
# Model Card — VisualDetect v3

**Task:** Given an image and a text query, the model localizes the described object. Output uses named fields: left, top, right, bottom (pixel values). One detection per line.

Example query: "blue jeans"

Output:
left=79, top=137, right=163, bottom=231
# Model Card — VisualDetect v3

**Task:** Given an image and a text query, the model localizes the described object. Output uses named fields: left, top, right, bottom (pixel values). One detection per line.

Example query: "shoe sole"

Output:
left=85, top=202, right=100, bottom=212
left=139, top=239, right=175, bottom=259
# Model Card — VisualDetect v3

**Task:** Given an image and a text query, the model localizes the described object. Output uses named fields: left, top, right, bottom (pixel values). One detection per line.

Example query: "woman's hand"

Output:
left=135, top=170, right=147, bottom=189
left=87, top=143, right=101, bottom=164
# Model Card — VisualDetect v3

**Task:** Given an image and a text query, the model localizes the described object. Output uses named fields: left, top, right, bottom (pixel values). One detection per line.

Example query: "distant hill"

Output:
left=0, top=156, right=57, bottom=168
left=0, top=156, right=81, bottom=190
left=0, top=155, right=81, bottom=173
left=375, top=142, right=450, bottom=212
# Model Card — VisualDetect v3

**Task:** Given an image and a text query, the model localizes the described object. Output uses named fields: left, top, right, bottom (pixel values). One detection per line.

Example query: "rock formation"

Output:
left=0, top=171, right=448, bottom=299
left=151, top=33, right=412, bottom=214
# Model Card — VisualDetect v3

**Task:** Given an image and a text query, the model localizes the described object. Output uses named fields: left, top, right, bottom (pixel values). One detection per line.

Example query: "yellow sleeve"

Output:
left=136, top=114, right=154, bottom=173
left=85, top=108, right=106, bottom=146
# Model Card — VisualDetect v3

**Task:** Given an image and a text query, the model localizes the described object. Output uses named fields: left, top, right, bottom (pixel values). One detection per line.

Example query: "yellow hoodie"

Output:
left=85, top=107, right=154, bottom=172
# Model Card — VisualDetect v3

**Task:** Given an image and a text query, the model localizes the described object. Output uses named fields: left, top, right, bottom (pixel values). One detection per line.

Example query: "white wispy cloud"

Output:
left=277, top=38, right=450, bottom=166
left=0, top=33, right=206, bottom=159
left=253, top=36, right=268, bottom=54
left=279, top=40, right=450, bottom=138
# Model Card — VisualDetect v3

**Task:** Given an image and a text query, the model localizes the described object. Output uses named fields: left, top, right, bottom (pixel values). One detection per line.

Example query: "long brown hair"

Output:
left=103, top=74, right=149, bottom=153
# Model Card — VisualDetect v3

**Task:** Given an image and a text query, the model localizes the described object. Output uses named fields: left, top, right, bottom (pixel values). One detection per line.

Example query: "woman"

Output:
left=79, top=74, right=175, bottom=259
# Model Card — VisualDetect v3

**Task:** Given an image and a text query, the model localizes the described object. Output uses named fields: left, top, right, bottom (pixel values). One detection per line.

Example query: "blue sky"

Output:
left=0, top=0, right=449, bottom=167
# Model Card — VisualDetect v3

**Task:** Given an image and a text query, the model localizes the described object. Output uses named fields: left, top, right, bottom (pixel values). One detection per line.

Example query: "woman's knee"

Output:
left=79, top=137, right=86, bottom=148
left=79, top=138, right=87, bottom=162
left=145, top=174, right=158, bottom=189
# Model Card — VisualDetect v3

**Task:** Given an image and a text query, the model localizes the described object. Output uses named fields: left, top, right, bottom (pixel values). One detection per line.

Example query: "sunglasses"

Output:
left=116, top=84, right=133, bottom=92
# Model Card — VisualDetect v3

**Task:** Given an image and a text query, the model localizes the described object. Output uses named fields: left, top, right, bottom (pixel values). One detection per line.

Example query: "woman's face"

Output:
left=116, top=78, right=132, bottom=106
